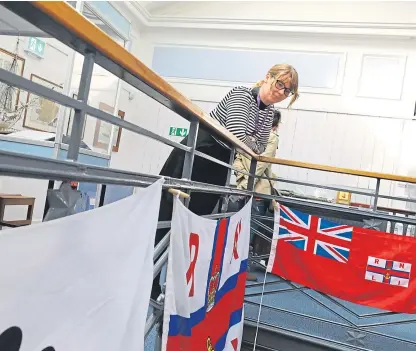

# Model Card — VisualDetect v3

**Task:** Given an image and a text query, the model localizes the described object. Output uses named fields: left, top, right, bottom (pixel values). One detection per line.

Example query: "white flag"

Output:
left=0, top=178, right=164, bottom=351
left=162, top=197, right=252, bottom=351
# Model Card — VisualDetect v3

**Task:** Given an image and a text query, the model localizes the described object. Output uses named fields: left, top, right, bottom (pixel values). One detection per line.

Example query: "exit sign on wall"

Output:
left=169, top=127, right=188, bottom=137
left=26, top=37, right=45, bottom=58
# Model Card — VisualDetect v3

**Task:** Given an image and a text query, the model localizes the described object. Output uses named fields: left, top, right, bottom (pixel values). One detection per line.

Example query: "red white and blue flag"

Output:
left=268, top=202, right=416, bottom=313
left=278, top=204, right=352, bottom=263
left=162, top=197, right=252, bottom=350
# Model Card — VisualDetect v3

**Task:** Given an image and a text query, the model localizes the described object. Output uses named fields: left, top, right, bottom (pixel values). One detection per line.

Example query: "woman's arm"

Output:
left=223, top=87, right=265, bottom=154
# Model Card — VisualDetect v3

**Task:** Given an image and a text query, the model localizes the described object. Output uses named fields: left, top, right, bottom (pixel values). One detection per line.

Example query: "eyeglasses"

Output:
left=274, top=79, right=294, bottom=97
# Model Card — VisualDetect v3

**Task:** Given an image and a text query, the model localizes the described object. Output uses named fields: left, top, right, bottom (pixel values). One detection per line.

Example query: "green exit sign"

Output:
left=169, top=127, right=188, bottom=137
left=27, top=37, right=45, bottom=57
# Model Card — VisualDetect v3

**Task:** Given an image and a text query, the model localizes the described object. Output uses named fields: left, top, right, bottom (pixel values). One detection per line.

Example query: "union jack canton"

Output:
left=277, top=204, right=353, bottom=263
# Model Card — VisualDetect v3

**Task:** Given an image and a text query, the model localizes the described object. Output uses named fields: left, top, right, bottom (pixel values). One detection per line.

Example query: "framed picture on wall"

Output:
left=0, top=48, right=25, bottom=130
left=112, top=110, right=124, bottom=152
left=23, top=74, right=63, bottom=132
left=65, top=93, right=87, bottom=139
left=93, top=101, right=124, bottom=152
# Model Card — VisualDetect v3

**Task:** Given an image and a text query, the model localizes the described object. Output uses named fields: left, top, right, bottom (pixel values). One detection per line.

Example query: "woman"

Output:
left=231, top=110, right=282, bottom=281
left=152, top=64, right=299, bottom=299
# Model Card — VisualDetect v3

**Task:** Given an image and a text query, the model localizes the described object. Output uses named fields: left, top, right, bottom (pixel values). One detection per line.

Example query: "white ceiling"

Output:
left=0, top=5, right=49, bottom=37
left=134, top=1, right=416, bottom=24
left=129, top=1, right=416, bottom=38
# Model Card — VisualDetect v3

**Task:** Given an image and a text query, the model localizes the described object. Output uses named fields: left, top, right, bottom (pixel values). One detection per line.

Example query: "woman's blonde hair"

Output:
left=254, top=64, right=299, bottom=107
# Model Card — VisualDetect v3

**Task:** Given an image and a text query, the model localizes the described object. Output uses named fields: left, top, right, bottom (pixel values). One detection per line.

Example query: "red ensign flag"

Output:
left=267, top=203, right=416, bottom=314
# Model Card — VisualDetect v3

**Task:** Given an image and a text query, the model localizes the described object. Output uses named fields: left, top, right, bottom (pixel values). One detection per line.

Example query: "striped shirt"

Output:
left=209, top=86, right=275, bottom=154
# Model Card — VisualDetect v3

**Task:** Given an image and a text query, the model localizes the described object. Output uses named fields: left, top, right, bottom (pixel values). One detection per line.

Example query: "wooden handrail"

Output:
left=31, top=2, right=416, bottom=186
left=32, top=1, right=257, bottom=158
left=260, top=156, right=416, bottom=184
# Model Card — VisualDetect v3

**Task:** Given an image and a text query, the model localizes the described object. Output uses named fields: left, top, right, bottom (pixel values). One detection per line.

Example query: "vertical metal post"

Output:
left=153, top=122, right=199, bottom=350
left=42, top=180, right=55, bottom=220
left=247, top=158, right=258, bottom=192
left=181, top=119, right=199, bottom=207
left=67, top=52, right=95, bottom=161
left=403, top=217, right=409, bottom=236
left=181, top=119, right=199, bottom=181
left=225, top=147, right=236, bottom=188
left=154, top=323, right=162, bottom=351
left=153, top=277, right=166, bottom=351
left=153, top=121, right=199, bottom=351
left=52, top=0, right=84, bottom=159
left=247, top=157, right=258, bottom=275
left=220, top=147, right=236, bottom=213
left=98, top=184, right=107, bottom=207
left=372, top=178, right=380, bottom=211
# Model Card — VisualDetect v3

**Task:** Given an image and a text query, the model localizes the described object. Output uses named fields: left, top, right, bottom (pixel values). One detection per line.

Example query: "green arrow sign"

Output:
left=27, top=37, right=45, bottom=57
left=169, top=127, right=188, bottom=137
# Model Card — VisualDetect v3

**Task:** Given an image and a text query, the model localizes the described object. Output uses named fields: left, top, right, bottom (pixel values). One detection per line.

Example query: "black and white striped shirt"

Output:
left=209, top=86, right=274, bottom=154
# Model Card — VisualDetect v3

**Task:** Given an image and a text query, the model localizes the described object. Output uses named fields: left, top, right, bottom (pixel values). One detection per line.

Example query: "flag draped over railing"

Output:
left=162, top=197, right=252, bottom=351
left=267, top=202, right=416, bottom=314
left=0, top=178, right=164, bottom=351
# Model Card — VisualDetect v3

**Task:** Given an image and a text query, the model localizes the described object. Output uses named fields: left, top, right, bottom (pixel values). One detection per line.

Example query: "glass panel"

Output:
left=66, top=55, right=119, bottom=154
left=86, top=1, right=130, bottom=40
left=66, top=1, right=77, bottom=8
left=0, top=35, right=73, bottom=135
left=82, top=4, right=125, bottom=47
left=64, top=3, right=126, bottom=154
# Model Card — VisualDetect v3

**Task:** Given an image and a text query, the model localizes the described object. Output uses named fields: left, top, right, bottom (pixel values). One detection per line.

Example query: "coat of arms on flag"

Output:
left=365, top=256, right=411, bottom=287
left=268, top=201, right=416, bottom=314
left=162, top=197, right=252, bottom=351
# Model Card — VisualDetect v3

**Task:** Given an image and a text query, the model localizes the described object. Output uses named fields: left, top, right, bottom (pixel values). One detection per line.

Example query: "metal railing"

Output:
left=1, top=2, right=416, bottom=350
left=1, top=2, right=416, bottom=210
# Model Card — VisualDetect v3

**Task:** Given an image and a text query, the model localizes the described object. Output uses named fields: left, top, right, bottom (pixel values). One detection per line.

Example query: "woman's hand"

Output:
left=247, top=135, right=265, bottom=154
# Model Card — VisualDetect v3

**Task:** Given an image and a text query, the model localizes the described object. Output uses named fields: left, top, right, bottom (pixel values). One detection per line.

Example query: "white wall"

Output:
left=110, top=25, right=416, bottom=211
left=109, top=85, right=190, bottom=175
left=195, top=100, right=416, bottom=209
left=147, top=28, right=415, bottom=118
